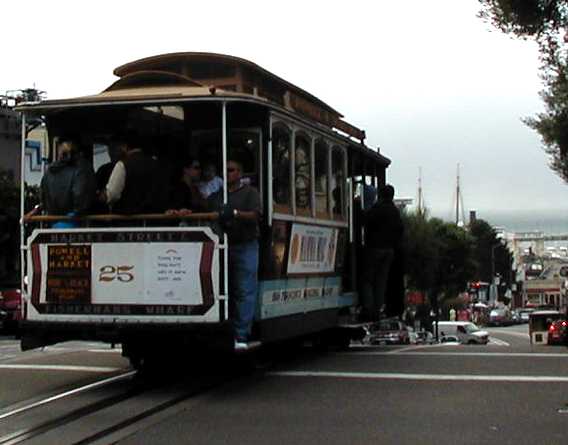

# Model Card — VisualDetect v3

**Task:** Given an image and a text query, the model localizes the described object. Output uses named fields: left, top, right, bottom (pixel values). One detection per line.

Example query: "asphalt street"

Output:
left=0, top=324, right=567, bottom=445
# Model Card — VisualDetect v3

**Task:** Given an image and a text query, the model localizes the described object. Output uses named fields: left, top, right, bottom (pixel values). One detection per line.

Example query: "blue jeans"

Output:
left=52, top=212, right=78, bottom=229
left=228, top=240, right=259, bottom=341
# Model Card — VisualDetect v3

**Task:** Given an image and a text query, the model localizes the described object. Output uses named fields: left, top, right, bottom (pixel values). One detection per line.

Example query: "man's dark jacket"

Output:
left=40, top=158, right=94, bottom=215
left=115, top=151, right=158, bottom=214
left=364, top=198, right=403, bottom=249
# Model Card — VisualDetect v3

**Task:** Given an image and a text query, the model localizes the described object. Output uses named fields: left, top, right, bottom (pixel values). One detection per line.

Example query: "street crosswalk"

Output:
left=488, top=337, right=510, bottom=346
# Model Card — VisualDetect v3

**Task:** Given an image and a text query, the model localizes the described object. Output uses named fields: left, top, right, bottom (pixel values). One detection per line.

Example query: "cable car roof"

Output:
left=17, top=52, right=368, bottom=142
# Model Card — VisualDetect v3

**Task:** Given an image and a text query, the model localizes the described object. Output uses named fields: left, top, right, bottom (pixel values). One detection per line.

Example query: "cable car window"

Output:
left=314, top=139, right=329, bottom=218
left=272, top=124, right=291, bottom=213
left=229, top=129, right=261, bottom=191
left=331, top=146, right=346, bottom=219
left=295, top=133, right=311, bottom=215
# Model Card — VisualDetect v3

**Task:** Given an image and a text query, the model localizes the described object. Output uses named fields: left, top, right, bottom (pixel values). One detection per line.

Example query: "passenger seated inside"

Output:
left=40, top=137, right=95, bottom=228
left=166, top=158, right=206, bottom=215
left=198, top=163, right=223, bottom=198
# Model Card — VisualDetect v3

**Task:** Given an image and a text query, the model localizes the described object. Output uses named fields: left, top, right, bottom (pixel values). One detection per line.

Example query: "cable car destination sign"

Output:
left=28, top=228, right=218, bottom=316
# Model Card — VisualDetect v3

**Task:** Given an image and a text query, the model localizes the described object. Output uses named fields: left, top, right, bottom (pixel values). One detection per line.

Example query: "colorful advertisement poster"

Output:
left=46, top=245, right=91, bottom=303
left=287, top=224, right=338, bottom=274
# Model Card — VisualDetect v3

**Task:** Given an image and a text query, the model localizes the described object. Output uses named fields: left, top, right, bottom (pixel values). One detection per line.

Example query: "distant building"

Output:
left=24, top=126, right=46, bottom=186
left=522, top=261, right=568, bottom=311
left=0, top=106, right=21, bottom=181
left=394, top=197, right=413, bottom=211
left=0, top=97, right=46, bottom=187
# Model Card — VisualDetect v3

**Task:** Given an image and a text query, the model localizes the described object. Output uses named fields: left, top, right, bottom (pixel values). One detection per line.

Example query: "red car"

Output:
left=0, top=286, right=22, bottom=333
left=548, top=319, right=568, bottom=345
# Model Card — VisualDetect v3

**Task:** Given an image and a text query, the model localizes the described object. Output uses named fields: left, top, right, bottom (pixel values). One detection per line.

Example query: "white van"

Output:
left=433, top=321, right=489, bottom=345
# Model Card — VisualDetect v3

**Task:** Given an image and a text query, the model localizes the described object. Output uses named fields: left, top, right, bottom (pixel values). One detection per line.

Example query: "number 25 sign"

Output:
left=99, top=265, right=134, bottom=283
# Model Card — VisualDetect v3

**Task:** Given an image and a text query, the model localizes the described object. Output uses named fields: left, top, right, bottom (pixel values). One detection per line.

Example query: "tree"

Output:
left=0, top=169, right=21, bottom=280
left=0, top=168, right=40, bottom=214
left=478, top=1, right=568, bottom=182
left=430, top=218, right=477, bottom=300
left=469, top=218, right=514, bottom=298
left=403, top=212, right=440, bottom=297
left=403, top=213, right=476, bottom=307
left=0, top=168, right=19, bottom=212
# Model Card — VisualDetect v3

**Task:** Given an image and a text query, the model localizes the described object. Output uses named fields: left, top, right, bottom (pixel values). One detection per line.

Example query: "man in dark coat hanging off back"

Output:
left=361, top=184, right=404, bottom=321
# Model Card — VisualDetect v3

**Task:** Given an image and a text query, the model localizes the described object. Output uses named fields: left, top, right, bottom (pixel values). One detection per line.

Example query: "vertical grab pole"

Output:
left=327, top=147, right=333, bottom=219
left=222, top=101, right=228, bottom=206
left=310, top=137, right=316, bottom=219
left=19, top=112, right=27, bottom=306
left=290, top=129, right=296, bottom=216
left=221, top=102, right=228, bottom=314
left=267, top=115, right=273, bottom=227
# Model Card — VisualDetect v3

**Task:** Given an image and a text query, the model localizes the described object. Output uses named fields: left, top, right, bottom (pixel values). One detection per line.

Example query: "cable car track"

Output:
left=0, top=369, right=233, bottom=445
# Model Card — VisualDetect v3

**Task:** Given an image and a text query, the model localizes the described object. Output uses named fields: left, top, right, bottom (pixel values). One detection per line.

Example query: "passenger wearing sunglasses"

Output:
left=166, top=158, right=206, bottom=215
left=211, top=159, right=260, bottom=350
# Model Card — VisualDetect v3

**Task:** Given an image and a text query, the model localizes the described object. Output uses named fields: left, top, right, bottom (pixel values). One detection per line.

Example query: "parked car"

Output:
left=518, top=308, right=535, bottom=323
left=416, top=330, right=435, bottom=345
left=370, top=319, right=410, bottom=345
left=0, top=286, right=22, bottom=333
left=488, top=308, right=513, bottom=326
left=547, top=319, right=568, bottom=345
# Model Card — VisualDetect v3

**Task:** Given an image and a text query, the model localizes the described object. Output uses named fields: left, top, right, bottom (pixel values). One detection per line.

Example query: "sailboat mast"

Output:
left=455, top=163, right=460, bottom=225
left=418, top=167, right=423, bottom=215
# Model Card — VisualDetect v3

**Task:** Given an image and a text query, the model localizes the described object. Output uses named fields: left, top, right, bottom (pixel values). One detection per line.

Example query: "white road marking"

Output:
left=0, top=371, right=136, bottom=421
left=0, top=364, right=121, bottom=372
left=87, top=348, right=122, bottom=353
left=48, top=345, right=118, bottom=352
left=380, top=343, right=471, bottom=353
left=486, top=330, right=530, bottom=339
left=489, top=338, right=510, bottom=346
left=269, top=371, right=568, bottom=382
left=337, top=351, right=568, bottom=358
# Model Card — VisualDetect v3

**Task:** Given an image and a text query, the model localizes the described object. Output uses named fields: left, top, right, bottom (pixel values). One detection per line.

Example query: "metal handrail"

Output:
left=23, top=212, right=220, bottom=223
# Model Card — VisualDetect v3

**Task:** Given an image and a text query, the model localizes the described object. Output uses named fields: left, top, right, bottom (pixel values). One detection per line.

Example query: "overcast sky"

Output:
left=3, top=0, right=565, bottom=217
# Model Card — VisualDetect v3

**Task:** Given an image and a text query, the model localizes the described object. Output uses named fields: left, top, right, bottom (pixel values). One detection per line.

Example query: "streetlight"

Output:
left=491, top=241, right=504, bottom=304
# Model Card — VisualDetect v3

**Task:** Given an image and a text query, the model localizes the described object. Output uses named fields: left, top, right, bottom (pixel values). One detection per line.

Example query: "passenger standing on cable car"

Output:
left=361, top=184, right=403, bottom=322
left=99, top=132, right=156, bottom=214
left=40, top=138, right=95, bottom=227
left=212, top=159, right=261, bottom=349
left=95, top=139, right=127, bottom=213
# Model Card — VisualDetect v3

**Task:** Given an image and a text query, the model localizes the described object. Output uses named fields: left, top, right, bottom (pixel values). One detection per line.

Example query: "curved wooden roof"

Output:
left=18, top=52, right=367, bottom=142
left=113, top=52, right=342, bottom=116
left=104, top=70, right=203, bottom=91
left=112, top=52, right=366, bottom=141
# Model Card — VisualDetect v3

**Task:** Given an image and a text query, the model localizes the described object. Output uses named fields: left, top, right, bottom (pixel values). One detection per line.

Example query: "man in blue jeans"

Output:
left=221, top=160, right=261, bottom=350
